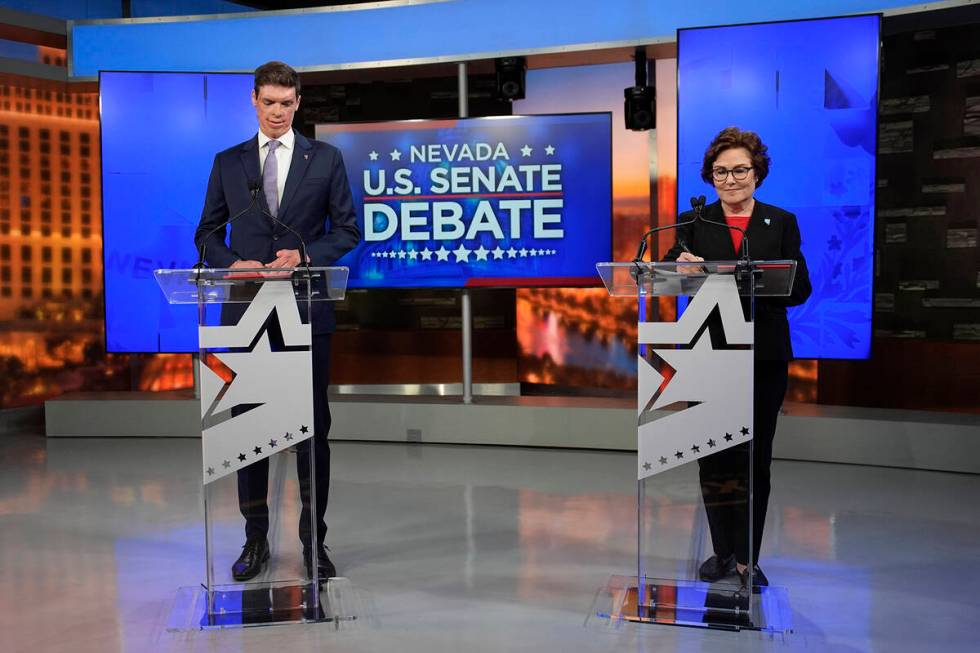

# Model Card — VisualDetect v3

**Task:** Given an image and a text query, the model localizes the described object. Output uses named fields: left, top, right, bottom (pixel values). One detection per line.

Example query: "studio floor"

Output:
left=2, top=432, right=978, bottom=653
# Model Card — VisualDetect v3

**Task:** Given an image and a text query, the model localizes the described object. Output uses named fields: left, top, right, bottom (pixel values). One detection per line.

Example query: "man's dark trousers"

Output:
left=236, top=333, right=332, bottom=549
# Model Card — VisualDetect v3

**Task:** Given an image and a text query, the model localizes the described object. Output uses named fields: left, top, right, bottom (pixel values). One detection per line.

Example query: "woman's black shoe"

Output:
left=698, top=554, right=735, bottom=582
left=231, top=538, right=270, bottom=581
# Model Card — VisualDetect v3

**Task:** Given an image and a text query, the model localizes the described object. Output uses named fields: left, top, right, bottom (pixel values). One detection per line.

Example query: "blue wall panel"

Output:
left=101, top=71, right=254, bottom=353
left=0, top=0, right=248, bottom=20
left=72, top=1, right=913, bottom=78
left=677, top=15, right=880, bottom=359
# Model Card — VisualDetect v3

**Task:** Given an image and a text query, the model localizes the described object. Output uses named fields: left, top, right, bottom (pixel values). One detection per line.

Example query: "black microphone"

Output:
left=195, top=179, right=261, bottom=269
left=691, top=194, right=706, bottom=214
left=632, top=195, right=707, bottom=262
left=695, top=196, right=751, bottom=261
left=256, top=203, right=312, bottom=277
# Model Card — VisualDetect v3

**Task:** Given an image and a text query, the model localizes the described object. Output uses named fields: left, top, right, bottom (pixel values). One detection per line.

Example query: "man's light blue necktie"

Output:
left=263, top=139, right=280, bottom=217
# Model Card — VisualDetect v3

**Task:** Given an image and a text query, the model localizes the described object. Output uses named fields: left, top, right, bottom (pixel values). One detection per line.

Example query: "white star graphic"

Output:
left=210, top=332, right=292, bottom=413
left=491, top=247, right=505, bottom=260
left=397, top=250, right=406, bottom=259
left=519, top=248, right=528, bottom=257
left=636, top=275, right=754, bottom=481
left=520, top=144, right=532, bottom=157
left=420, top=247, right=433, bottom=261
left=453, top=243, right=472, bottom=263
left=506, top=247, right=518, bottom=258
left=435, top=246, right=450, bottom=261
left=651, top=330, right=744, bottom=408
left=408, top=249, right=418, bottom=260
left=529, top=248, right=538, bottom=256
left=369, top=150, right=379, bottom=161
left=544, top=145, right=555, bottom=155
left=390, top=149, right=402, bottom=161
left=474, top=245, right=489, bottom=261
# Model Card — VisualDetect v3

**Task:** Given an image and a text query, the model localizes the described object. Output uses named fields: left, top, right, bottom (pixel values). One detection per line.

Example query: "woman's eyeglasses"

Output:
left=712, top=166, right=753, bottom=182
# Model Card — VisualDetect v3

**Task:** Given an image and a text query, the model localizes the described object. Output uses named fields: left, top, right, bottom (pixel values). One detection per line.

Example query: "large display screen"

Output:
left=678, top=15, right=880, bottom=359
left=317, top=114, right=612, bottom=288
left=100, top=71, right=254, bottom=353
left=100, top=71, right=612, bottom=351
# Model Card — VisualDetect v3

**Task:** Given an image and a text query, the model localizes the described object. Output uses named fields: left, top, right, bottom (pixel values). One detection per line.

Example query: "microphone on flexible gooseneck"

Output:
left=695, top=194, right=752, bottom=262
left=256, top=203, right=312, bottom=277
left=692, top=194, right=706, bottom=215
left=633, top=204, right=698, bottom=263
left=195, top=179, right=261, bottom=270
left=632, top=195, right=708, bottom=263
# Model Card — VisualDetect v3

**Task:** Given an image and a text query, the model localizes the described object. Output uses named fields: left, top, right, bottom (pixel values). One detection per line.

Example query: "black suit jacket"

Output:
left=194, top=130, right=361, bottom=333
left=662, top=199, right=812, bottom=361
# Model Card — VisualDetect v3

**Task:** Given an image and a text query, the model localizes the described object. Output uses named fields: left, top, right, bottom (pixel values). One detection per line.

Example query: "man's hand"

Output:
left=230, top=259, right=264, bottom=269
left=266, top=249, right=304, bottom=269
left=225, top=259, right=265, bottom=279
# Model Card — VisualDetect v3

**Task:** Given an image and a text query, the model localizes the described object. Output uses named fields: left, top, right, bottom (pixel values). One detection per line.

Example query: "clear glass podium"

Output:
left=154, top=266, right=350, bottom=630
left=590, top=260, right=796, bottom=633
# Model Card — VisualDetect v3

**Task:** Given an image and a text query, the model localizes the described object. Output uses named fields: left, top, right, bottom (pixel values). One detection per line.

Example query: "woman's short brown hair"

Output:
left=254, top=61, right=300, bottom=97
left=700, top=126, right=771, bottom=187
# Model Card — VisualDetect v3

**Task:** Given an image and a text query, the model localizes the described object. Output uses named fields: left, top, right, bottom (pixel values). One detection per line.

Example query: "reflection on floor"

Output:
left=2, top=434, right=978, bottom=652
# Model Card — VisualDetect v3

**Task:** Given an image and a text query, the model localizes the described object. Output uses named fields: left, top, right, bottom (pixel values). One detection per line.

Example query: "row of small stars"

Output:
left=641, top=426, right=750, bottom=471
left=370, top=244, right=557, bottom=263
left=206, top=425, right=308, bottom=476
left=368, top=145, right=557, bottom=162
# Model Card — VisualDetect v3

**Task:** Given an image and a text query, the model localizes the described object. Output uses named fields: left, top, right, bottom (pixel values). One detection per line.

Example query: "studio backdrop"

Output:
left=678, top=14, right=880, bottom=359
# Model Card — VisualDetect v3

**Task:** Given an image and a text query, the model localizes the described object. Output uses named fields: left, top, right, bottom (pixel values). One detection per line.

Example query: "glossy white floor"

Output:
left=2, top=432, right=979, bottom=653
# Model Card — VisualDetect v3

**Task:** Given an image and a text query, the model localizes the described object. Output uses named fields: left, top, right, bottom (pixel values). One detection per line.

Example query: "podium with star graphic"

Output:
left=155, top=265, right=350, bottom=629
left=590, top=260, right=797, bottom=633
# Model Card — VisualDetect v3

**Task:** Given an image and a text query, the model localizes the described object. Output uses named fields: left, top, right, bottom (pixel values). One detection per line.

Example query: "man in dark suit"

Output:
left=194, top=61, right=361, bottom=582
left=663, top=126, right=811, bottom=588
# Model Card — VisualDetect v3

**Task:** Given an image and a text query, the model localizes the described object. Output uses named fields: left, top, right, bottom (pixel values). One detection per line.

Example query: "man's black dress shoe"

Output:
left=737, top=564, right=769, bottom=593
left=231, top=539, right=270, bottom=581
left=303, top=546, right=337, bottom=580
left=738, top=565, right=749, bottom=586
left=698, top=554, right=735, bottom=582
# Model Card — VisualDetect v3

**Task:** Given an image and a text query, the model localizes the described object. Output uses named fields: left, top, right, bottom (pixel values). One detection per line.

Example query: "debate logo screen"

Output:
left=317, top=113, right=612, bottom=288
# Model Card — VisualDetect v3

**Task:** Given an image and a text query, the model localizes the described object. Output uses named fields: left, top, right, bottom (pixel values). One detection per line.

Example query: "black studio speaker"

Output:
left=624, top=46, right=655, bottom=131
left=624, top=85, right=655, bottom=131
left=495, top=57, right=527, bottom=100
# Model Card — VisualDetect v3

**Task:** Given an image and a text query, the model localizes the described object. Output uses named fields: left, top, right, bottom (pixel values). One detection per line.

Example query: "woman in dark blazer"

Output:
left=663, top=126, right=811, bottom=587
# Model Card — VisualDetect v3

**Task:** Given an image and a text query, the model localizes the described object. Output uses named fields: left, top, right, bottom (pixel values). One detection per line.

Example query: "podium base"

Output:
left=165, top=577, right=368, bottom=631
left=587, top=575, right=793, bottom=634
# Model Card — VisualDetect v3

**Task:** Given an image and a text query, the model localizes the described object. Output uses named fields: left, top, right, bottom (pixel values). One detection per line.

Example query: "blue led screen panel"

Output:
left=100, top=71, right=254, bottom=353
left=316, top=114, right=612, bottom=288
left=71, top=0, right=918, bottom=79
left=678, top=15, right=879, bottom=359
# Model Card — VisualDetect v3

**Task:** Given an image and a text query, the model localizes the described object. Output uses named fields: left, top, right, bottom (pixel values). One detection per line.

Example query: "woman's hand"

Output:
left=676, top=251, right=705, bottom=274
